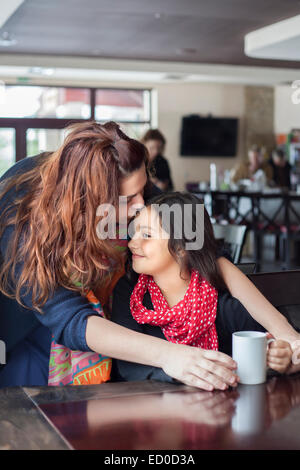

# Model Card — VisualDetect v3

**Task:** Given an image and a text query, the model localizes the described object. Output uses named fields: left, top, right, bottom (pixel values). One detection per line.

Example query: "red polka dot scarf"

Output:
left=130, top=269, right=219, bottom=350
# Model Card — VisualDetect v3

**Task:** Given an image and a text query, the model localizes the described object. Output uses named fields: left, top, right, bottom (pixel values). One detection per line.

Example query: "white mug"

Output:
left=232, top=331, right=274, bottom=385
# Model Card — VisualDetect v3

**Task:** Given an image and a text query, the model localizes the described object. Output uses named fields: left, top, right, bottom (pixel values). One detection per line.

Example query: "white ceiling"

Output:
left=1, top=1, right=300, bottom=86
left=245, top=14, right=300, bottom=61
left=0, top=55, right=300, bottom=86
left=0, top=0, right=24, bottom=29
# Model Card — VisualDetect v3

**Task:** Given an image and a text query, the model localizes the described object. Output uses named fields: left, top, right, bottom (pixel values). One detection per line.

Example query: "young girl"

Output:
left=111, top=192, right=294, bottom=388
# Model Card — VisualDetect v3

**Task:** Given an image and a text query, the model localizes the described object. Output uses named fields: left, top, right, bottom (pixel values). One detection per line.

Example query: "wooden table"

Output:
left=1, top=374, right=300, bottom=450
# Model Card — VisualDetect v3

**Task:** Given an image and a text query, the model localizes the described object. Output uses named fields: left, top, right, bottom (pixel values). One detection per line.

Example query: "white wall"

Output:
left=155, top=82, right=245, bottom=190
left=274, top=84, right=300, bottom=134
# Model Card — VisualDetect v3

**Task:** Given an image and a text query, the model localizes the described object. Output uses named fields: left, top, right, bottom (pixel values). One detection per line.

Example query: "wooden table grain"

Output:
left=0, top=387, right=70, bottom=450
left=1, top=375, right=300, bottom=450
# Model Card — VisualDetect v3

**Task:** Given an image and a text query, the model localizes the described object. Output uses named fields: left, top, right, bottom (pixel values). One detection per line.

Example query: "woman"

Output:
left=268, top=148, right=291, bottom=189
left=0, top=121, right=234, bottom=388
left=231, top=145, right=273, bottom=185
left=141, top=129, right=174, bottom=191
left=0, top=121, right=298, bottom=389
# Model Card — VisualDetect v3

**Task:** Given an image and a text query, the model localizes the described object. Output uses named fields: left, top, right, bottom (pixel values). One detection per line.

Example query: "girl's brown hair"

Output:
left=0, top=121, right=148, bottom=313
left=127, top=191, right=226, bottom=291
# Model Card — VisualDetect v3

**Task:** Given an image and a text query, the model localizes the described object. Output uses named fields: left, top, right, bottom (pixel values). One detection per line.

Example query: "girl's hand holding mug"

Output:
left=267, top=338, right=293, bottom=374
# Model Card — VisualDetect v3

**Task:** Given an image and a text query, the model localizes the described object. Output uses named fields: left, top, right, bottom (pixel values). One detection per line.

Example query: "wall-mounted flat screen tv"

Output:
left=180, top=115, right=238, bottom=157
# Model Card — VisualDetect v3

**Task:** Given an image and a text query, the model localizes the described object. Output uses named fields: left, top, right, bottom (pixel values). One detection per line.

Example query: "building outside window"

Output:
left=0, top=85, right=152, bottom=177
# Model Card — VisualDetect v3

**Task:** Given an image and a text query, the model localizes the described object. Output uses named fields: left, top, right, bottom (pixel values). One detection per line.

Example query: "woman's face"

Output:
left=248, top=150, right=261, bottom=170
left=117, top=162, right=148, bottom=223
left=128, top=206, right=177, bottom=276
left=144, top=139, right=164, bottom=162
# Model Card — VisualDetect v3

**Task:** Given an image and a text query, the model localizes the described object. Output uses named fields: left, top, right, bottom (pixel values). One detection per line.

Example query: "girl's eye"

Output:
left=142, top=233, right=151, bottom=239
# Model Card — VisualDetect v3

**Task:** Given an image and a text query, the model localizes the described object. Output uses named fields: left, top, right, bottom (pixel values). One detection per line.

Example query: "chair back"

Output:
left=235, top=262, right=256, bottom=275
left=248, top=270, right=300, bottom=332
left=213, top=224, right=247, bottom=263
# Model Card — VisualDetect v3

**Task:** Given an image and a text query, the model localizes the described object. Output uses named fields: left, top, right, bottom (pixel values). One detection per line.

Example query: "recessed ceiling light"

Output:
left=0, top=31, right=17, bottom=47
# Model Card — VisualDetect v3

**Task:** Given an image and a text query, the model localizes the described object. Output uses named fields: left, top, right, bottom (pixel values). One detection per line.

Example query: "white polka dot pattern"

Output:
left=130, top=270, right=219, bottom=350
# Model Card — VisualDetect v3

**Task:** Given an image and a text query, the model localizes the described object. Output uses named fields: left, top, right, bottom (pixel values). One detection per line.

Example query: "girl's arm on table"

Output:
left=218, top=257, right=299, bottom=343
left=218, top=256, right=300, bottom=371
left=86, top=275, right=240, bottom=391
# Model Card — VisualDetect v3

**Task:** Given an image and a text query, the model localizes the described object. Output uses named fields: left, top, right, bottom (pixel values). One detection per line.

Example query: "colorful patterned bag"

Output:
left=48, top=225, right=128, bottom=386
left=48, top=289, right=112, bottom=386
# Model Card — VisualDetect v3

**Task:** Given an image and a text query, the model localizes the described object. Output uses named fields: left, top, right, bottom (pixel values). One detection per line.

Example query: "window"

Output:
left=0, top=128, right=15, bottom=177
left=26, top=129, right=66, bottom=157
left=95, top=89, right=151, bottom=140
left=119, top=122, right=151, bottom=140
left=0, top=86, right=152, bottom=169
left=0, top=86, right=91, bottom=119
left=95, top=89, right=150, bottom=121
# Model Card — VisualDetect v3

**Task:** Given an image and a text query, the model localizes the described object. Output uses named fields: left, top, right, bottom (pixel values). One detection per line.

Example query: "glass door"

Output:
left=0, top=128, right=16, bottom=177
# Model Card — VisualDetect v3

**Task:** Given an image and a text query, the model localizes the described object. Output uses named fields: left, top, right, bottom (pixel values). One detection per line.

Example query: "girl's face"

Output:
left=128, top=206, right=178, bottom=277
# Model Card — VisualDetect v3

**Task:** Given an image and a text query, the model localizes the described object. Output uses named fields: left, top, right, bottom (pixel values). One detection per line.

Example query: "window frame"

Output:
left=0, top=84, right=152, bottom=161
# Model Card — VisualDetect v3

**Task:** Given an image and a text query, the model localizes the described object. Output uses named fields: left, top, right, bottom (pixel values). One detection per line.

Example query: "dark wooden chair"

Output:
left=236, top=262, right=257, bottom=275
left=247, top=270, right=300, bottom=332
left=213, top=223, right=247, bottom=263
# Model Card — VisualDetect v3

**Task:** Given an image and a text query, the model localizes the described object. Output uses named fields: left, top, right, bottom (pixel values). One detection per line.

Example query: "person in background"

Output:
left=141, top=129, right=174, bottom=191
left=268, top=148, right=291, bottom=189
left=231, top=145, right=273, bottom=185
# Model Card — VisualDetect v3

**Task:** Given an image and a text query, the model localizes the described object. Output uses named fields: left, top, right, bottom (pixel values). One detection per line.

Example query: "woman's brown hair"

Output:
left=0, top=121, right=149, bottom=313
left=141, top=129, right=166, bottom=147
